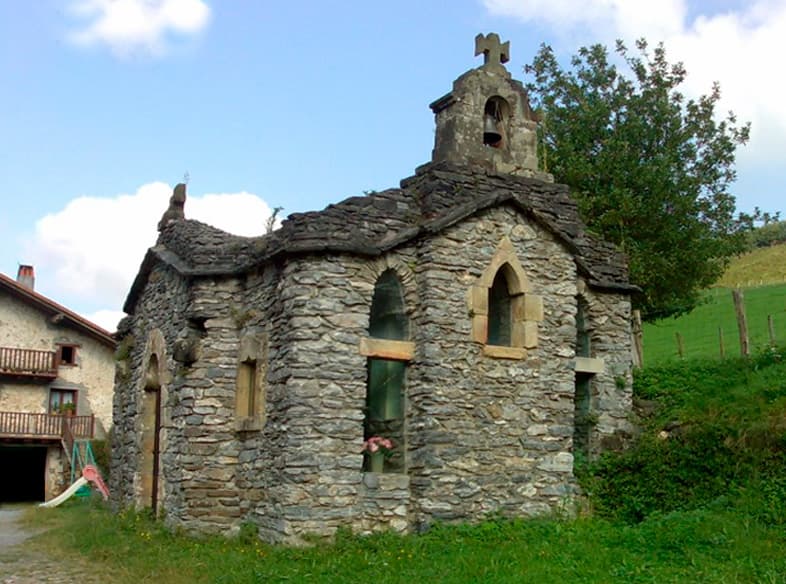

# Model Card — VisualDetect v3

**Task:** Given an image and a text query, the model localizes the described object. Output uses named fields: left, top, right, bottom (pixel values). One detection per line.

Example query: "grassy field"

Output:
left=642, top=283, right=786, bottom=364
left=717, top=244, right=786, bottom=288
left=643, top=243, right=786, bottom=365
left=21, top=502, right=786, bottom=583
left=19, top=349, right=786, bottom=583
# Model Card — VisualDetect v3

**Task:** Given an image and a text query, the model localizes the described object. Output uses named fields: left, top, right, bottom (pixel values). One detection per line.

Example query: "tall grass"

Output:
left=718, top=243, right=786, bottom=288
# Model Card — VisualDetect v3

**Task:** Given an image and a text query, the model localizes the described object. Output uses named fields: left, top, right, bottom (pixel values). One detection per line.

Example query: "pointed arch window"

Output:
left=468, top=237, right=543, bottom=359
left=488, top=269, right=513, bottom=346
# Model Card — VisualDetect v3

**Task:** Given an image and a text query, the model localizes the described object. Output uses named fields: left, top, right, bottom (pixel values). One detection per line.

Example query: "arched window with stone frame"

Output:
left=358, top=269, right=414, bottom=473
left=468, top=237, right=544, bottom=359
left=487, top=265, right=515, bottom=346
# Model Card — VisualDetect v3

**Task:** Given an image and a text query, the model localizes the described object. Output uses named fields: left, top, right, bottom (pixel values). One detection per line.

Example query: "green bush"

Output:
left=587, top=347, right=786, bottom=523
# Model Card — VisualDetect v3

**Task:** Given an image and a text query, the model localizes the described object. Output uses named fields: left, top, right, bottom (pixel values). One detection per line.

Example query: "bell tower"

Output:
left=430, top=33, right=550, bottom=180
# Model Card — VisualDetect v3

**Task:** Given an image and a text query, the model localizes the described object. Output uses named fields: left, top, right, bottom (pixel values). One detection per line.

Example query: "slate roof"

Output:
left=124, top=162, right=636, bottom=314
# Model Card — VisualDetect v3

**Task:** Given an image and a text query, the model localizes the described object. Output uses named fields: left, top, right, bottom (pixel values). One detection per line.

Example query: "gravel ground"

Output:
left=0, top=505, right=104, bottom=584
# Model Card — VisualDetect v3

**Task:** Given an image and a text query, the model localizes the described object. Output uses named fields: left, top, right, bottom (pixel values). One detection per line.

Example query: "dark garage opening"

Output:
left=0, top=445, right=47, bottom=502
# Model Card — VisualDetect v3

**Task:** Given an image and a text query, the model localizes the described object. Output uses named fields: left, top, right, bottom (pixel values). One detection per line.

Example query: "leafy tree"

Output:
left=748, top=217, right=786, bottom=248
left=525, top=39, right=751, bottom=320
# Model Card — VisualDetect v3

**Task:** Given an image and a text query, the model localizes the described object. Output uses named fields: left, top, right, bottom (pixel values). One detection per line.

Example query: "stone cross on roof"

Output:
left=474, top=33, right=510, bottom=67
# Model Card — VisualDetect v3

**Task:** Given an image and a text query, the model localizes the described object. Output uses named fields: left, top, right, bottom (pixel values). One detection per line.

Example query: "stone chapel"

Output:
left=111, top=34, right=636, bottom=542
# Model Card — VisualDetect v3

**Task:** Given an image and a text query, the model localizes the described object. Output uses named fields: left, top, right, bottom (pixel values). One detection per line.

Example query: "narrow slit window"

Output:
left=237, top=359, right=257, bottom=419
left=573, top=373, right=592, bottom=459
left=366, top=359, right=405, bottom=422
left=364, top=270, right=409, bottom=473
left=576, top=300, right=591, bottom=358
left=369, top=270, right=409, bottom=340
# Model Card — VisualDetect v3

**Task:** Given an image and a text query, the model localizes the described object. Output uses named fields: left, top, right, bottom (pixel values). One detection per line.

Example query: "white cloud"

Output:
left=483, top=0, right=786, bottom=164
left=25, top=182, right=276, bottom=331
left=85, top=309, right=127, bottom=333
left=485, top=0, right=686, bottom=40
left=68, top=0, right=210, bottom=56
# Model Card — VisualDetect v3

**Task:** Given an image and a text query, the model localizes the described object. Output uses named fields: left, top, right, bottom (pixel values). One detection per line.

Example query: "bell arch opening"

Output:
left=483, top=96, right=511, bottom=148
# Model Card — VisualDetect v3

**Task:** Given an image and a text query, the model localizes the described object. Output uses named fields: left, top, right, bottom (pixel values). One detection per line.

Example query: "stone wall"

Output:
left=45, top=445, right=68, bottom=501
left=112, top=204, right=633, bottom=543
left=111, top=262, right=190, bottom=512
left=264, top=253, right=390, bottom=540
left=407, top=205, right=579, bottom=525
left=581, top=285, right=634, bottom=455
left=167, top=277, right=245, bottom=533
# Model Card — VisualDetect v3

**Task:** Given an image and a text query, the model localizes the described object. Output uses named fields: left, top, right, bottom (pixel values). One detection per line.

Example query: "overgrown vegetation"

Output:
left=748, top=218, right=786, bottom=249
left=22, top=349, right=786, bottom=582
left=585, top=347, right=786, bottom=525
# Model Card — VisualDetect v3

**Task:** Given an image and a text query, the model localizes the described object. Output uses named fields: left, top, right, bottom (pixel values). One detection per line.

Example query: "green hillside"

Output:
left=642, top=243, right=786, bottom=364
left=643, top=284, right=786, bottom=364
left=717, top=243, right=786, bottom=288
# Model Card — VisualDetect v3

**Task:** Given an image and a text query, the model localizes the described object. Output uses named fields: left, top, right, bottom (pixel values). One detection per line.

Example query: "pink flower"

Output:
left=362, top=435, right=394, bottom=455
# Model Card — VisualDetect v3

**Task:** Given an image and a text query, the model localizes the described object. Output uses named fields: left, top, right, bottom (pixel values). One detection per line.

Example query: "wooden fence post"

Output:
left=675, top=332, right=684, bottom=359
left=732, top=288, right=750, bottom=357
left=632, top=309, right=643, bottom=368
left=719, top=327, right=725, bottom=359
left=768, top=314, right=776, bottom=346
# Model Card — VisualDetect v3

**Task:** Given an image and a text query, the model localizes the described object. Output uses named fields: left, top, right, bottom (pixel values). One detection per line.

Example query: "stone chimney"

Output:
left=17, top=264, right=35, bottom=290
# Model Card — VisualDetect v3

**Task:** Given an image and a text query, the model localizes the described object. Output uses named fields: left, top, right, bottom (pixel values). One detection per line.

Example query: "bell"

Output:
left=483, top=114, right=502, bottom=145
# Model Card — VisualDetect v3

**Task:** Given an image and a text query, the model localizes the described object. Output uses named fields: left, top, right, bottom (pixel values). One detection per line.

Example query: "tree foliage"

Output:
left=525, top=39, right=751, bottom=320
left=749, top=218, right=786, bottom=249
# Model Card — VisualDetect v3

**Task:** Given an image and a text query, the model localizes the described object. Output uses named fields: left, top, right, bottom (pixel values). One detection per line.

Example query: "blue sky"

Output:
left=1, top=0, right=783, bottom=330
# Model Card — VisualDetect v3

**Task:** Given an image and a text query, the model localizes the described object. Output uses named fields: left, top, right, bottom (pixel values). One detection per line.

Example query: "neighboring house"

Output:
left=0, top=266, right=115, bottom=502
left=112, top=34, right=636, bottom=543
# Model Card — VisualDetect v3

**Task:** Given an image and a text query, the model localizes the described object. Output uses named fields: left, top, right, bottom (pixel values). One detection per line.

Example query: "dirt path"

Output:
left=0, top=505, right=104, bottom=584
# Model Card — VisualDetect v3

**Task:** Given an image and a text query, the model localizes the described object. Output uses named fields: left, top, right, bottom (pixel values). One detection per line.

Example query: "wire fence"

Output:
left=639, top=284, right=786, bottom=366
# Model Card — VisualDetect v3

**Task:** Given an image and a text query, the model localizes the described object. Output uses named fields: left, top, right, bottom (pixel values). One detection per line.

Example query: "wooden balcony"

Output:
left=0, top=412, right=94, bottom=441
left=0, top=347, right=57, bottom=379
